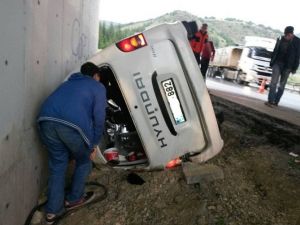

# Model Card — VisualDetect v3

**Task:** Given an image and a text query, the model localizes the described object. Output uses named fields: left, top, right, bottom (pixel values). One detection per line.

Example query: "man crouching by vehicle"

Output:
left=37, top=62, right=106, bottom=224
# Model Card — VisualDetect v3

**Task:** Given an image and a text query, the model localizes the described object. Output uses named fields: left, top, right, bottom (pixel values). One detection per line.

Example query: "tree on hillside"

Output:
left=98, top=22, right=148, bottom=49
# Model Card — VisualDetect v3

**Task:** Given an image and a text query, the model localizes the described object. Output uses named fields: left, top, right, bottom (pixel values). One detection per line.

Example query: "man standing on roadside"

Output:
left=37, top=62, right=106, bottom=224
left=265, top=26, right=300, bottom=107
left=190, top=23, right=209, bottom=65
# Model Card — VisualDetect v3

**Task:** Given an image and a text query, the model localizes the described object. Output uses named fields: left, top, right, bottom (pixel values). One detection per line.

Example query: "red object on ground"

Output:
left=103, top=148, right=119, bottom=161
left=258, top=79, right=266, bottom=94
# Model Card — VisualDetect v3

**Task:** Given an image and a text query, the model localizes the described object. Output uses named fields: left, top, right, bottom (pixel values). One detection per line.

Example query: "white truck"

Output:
left=207, top=36, right=276, bottom=86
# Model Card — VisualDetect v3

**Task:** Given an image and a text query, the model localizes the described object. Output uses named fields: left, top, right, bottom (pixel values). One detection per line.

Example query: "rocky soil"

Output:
left=42, top=96, right=300, bottom=225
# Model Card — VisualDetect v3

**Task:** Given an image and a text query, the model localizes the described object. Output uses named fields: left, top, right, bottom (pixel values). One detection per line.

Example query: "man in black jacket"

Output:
left=265, top=26, right=300, bottom=107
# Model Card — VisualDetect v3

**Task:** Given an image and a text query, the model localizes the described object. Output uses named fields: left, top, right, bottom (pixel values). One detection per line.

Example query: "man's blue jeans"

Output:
left=39, top=121, right=92, bottom=214
left=268, top=63, right=291, bottom=104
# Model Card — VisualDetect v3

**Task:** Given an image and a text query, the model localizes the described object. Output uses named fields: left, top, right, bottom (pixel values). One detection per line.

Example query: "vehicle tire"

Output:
left=222, top=69, right=231, bottom=81
left=214, top=70, right=222, bottom=78
left=206, top=67, right=212, bottom=78
left=236, top=72, right=244, bottom=85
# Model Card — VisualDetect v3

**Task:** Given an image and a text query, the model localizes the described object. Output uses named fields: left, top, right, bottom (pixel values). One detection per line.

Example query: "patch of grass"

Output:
left=288, top=73, right=300, bottom=84
left=288, top=158, right=300, bottom=170
left=215, top=217, right=226, bottom=225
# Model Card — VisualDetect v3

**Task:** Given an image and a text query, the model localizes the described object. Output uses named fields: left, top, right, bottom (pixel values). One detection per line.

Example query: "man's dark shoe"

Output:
left=45, top=214, right=57, bottom=225
left=65, top=191, right=95, bottom=211
left=45, top=212, right=65, bottom=225
left=264, top=101, right=273, bottom=107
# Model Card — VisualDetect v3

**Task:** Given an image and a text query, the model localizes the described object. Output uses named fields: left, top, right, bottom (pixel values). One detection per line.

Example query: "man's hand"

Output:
left=90, top=147, right=97, bottom=161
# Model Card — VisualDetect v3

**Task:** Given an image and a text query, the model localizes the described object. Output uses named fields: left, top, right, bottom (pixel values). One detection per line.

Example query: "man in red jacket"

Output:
left=200, top=40, right=215, bottom=78
left=190, top=23, right=209, bottom=64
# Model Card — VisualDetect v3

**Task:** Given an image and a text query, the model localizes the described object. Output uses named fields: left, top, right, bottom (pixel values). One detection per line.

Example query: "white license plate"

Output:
left=161, top=79, right=186, bottom=125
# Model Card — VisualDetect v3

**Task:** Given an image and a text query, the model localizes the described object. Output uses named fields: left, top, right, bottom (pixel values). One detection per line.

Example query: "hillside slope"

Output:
left=99, top=10, right=283, bottom=48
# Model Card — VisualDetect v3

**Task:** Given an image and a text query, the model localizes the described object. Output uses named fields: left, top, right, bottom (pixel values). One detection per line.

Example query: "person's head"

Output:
left=284, top=26, right=294, bottom=40
left=200, top=23, right=208, bottom=33
left=80, top=62, right=101, bottom=81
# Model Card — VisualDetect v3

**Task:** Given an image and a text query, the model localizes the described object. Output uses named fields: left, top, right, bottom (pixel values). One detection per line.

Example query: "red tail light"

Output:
left=166, top=158, right=182, bottom=169
left=116, top=33, right=147, bottom=52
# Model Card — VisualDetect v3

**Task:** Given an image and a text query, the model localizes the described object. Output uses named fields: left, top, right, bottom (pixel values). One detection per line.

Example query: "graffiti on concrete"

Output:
left=71, top=18, right=89, bottom=60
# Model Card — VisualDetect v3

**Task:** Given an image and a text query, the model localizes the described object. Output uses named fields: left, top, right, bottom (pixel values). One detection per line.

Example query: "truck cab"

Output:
left=72, top=22, right=223, bottom=170
left=237, top=36, right=275, bottom=85
left=238, top=46, right=273, bottom=84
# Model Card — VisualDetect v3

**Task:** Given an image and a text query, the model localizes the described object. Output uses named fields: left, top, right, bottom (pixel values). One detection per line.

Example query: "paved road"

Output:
left=206, top=78, right=300, bottom=127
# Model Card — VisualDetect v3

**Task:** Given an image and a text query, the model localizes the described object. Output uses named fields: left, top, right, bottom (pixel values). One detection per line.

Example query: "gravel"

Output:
left=45, top=96, right=300, bottom=225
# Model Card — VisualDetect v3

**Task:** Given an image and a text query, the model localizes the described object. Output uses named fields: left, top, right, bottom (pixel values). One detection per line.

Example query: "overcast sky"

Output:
left=98, top=0, right=300, bottom=33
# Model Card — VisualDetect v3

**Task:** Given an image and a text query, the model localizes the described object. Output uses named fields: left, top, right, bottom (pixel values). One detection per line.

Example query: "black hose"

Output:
left=24, top=200, right=47, bottom=225
left=24, top=181, right=108, bottom=225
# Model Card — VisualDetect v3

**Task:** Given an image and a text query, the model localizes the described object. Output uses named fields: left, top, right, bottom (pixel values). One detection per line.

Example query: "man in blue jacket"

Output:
left=37, top=62, right=106, bottom=224
left=265, top=26, right=300, bottom=107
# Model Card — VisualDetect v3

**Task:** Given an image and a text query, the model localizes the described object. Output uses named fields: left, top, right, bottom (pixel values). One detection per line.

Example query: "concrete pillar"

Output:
left=0, top=0, right=100, bottom=224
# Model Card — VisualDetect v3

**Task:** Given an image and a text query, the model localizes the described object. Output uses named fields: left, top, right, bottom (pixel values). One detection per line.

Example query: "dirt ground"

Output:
left=54, top=96, right=300, bottom=225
